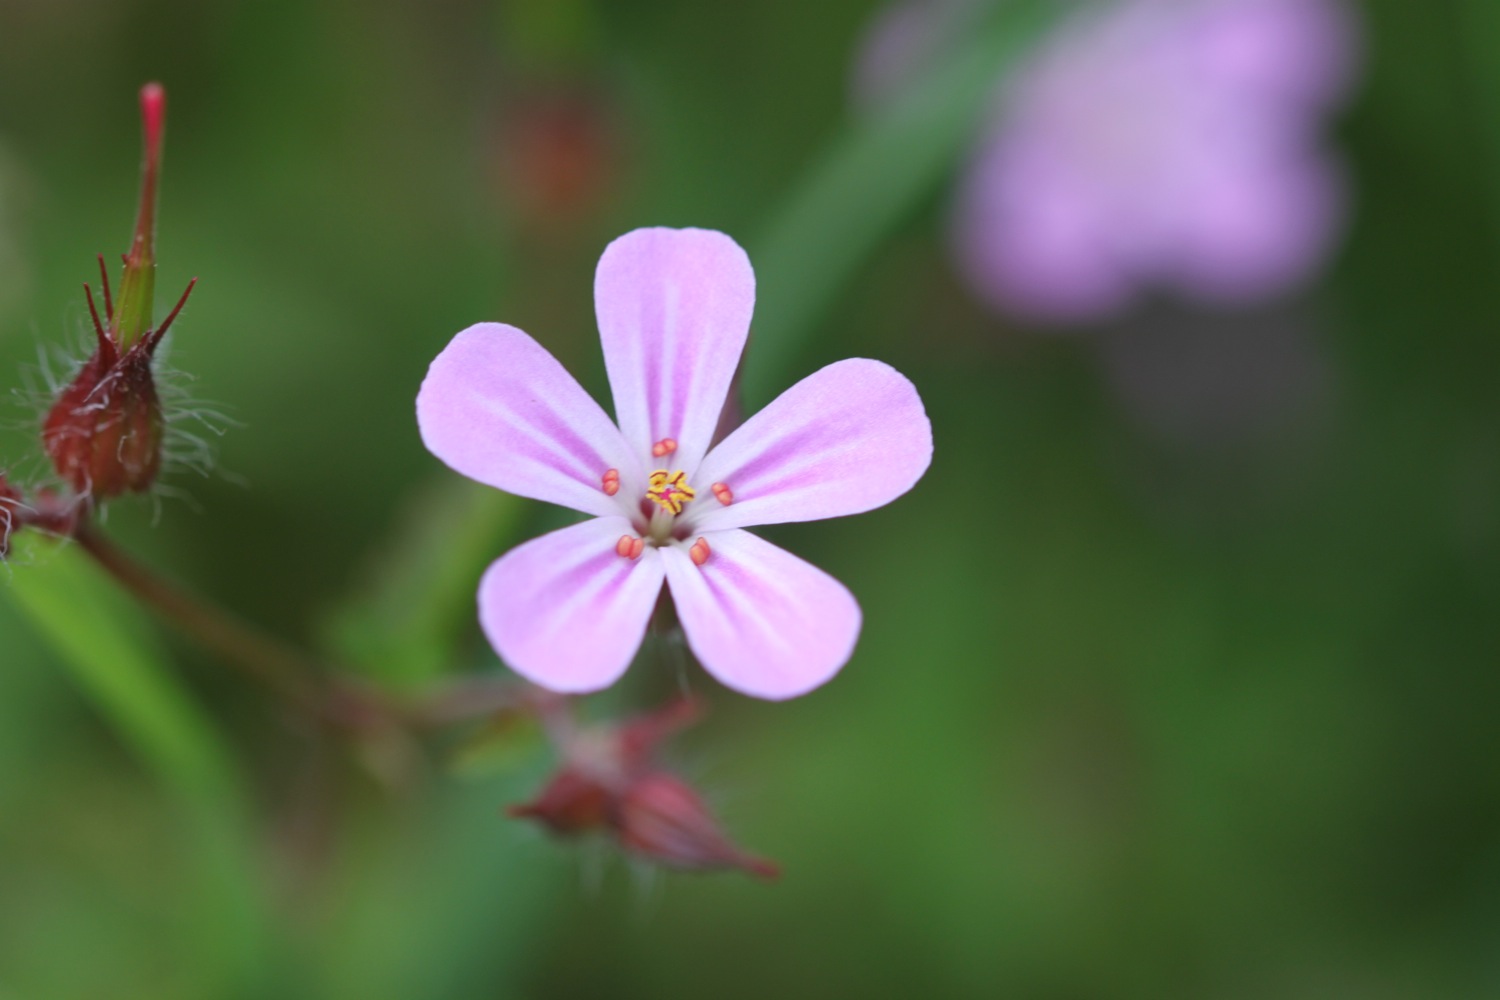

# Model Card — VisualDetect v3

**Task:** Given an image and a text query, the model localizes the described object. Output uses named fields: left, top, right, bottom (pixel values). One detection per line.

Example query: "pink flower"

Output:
left=417, top=228, right=932, bottom=699
left=965, top=0, right=1358, bottom=321
left=858, top=0, right=1359, bottom=322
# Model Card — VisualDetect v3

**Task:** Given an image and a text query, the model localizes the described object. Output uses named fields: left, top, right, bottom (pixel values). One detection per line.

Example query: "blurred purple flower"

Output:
left=860, top=0, right=1359, bottom=322
left=417, top=228, right=932, bottom=699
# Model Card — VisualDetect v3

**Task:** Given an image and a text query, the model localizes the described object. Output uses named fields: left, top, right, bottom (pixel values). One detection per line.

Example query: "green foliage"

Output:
left=322, top=480, right=528, bottom=683
left=4, top=533, right=234, bottom=798
left=2, top=533, right=271, bottom=995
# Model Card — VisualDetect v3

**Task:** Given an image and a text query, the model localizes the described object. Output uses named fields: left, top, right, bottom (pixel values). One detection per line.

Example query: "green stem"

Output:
left=72, top=521, right=532, bottom=736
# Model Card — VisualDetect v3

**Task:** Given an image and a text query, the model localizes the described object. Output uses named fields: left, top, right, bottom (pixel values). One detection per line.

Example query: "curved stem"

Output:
left=69, top=520, right=534, bottom=739
left=73, top=520, right=330, bottom=717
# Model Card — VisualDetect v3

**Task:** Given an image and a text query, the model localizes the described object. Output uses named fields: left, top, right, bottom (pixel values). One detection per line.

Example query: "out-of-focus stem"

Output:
left=73, top=521, right=328, bottom=716
left=71, top=521, right=532, bottom=737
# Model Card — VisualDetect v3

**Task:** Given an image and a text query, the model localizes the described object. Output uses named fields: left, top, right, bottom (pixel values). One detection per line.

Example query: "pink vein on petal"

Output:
left=595, top=228, right=755, bottom=475
left=688, top=359, right=932, bottom=532
left=417, top=323, right=637, bottom=518
left=480, top=517, right=665, bottom=693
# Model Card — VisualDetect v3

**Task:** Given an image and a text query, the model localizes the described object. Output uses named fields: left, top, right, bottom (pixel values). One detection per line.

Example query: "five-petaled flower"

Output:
left=417, top=227, right=932, bottom=699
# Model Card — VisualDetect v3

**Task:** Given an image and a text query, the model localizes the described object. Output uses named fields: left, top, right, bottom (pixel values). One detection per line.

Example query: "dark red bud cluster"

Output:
left=509, top=697, right=779, bottom=879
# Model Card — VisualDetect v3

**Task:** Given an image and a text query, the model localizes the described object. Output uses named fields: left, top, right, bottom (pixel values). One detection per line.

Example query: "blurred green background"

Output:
left=1, top=0, right=1498, bottom=997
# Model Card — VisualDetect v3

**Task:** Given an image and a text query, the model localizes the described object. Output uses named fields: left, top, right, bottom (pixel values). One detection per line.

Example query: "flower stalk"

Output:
left=71, top=521, right=327, bottom=715
left=112, top=82, right=164, bottom=349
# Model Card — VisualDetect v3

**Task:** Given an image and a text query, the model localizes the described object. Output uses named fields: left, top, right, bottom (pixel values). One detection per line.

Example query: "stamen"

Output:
left=601, top=468, right=620, bottom=496
left=615, top=534, right=644, bottom=560
left=689, top=537, right=711, bottom=566
left=646, top=469, right=695, bottom=515
left=651, top=438, right=678, bottom=458
left=711, top=482, right=733, bottom=506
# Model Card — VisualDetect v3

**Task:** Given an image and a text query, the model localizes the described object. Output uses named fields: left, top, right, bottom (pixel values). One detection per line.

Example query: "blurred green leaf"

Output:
left=1459, top=0, right=1500, bottom=246
left=321, top=479, right=528, bottom=683
left=499, top=0, right=606, bottom=69
left=2, top=531, right=272, bottom=993
left=744, top=0, right=1061, bottom=404
left=445, top=708, right=546, bottom=780
left=5, top=532, right=232, bottom=797
left=310, top=775, right=560, bottom=1000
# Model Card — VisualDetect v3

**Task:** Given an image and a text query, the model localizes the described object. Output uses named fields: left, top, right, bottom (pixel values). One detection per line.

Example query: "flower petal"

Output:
left=1185, top=0, right=1359, bottom=112
left=594, top=228, right=755, bottom=475
left=951, top=135, right=1135, bottom=323
left=686, top=359, right=932, bottom=532
left=662, top=530, right=861, bottom=700
left=417, top=323, right=638, bottom=518
left=1166, top=148, right=1344, bottom=304
left=479, top=517, right=665, bottom=693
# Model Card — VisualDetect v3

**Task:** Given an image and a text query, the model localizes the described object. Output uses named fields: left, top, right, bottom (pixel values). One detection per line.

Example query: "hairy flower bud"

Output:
left=507, top=697, right=778, bottom=879
left=507, top=766, right=613, bottom=835
left=617, top=773, right=780, bottom=878
left=40, top=84, right=195, bottom=502
left=43, top=334, right=165, bottom=498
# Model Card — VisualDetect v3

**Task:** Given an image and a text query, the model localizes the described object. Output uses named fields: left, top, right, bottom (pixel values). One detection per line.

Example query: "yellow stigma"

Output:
left=646, top=469, right=695, bottom=515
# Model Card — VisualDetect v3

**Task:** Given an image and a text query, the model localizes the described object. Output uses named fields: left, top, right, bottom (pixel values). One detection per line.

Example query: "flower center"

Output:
left=646, top=469, right=695, bottom=516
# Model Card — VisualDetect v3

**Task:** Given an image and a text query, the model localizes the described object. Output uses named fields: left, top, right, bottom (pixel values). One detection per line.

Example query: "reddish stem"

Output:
left=67, top=520, right=527, bottom=737
left=128, top=83, right=165, bottom=273
left=73, top=520, right=327, bottom=715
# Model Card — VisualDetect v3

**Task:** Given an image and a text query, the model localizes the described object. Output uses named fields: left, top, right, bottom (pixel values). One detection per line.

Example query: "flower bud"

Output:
left=40, top=84, right=195, bottom=502
left=506, top=767, right=613, bottom=835
left=617, top=773, right=780, bottom=879
left=43, top=336, right=164, bottom=498
left=506, top=697, right=778, bottom=879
